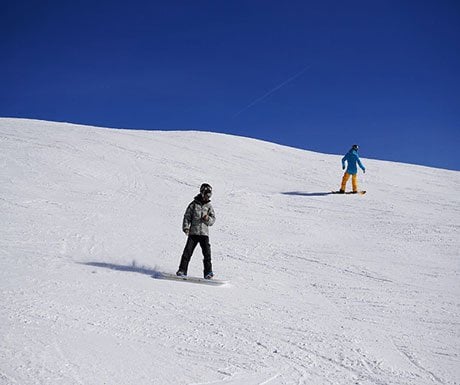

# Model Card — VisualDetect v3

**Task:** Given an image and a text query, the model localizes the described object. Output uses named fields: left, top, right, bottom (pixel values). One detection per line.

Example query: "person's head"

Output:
left=200, top=183, right=212, bottom=202
left=351, top=144, right=359, bottom=151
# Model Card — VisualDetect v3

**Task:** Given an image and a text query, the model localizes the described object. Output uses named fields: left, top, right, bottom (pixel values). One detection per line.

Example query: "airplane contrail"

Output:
left=233, top=65, right=311, bottom=118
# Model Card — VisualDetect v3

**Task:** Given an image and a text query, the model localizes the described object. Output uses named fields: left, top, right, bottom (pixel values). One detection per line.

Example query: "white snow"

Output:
left=0, top=117, right=459, bottom=385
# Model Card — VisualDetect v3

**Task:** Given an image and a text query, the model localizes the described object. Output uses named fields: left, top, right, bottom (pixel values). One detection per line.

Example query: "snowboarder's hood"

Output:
left=194, top=194, right=211, bottom=204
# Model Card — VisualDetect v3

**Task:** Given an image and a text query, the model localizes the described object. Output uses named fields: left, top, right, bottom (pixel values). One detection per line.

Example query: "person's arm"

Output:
left=203, top=205, right=216, bottom=226
left=341, top=155, right=347, bottom=170
left=357, top=156, right=365, bottom=172
left=182, top=203, right=193, bottom=233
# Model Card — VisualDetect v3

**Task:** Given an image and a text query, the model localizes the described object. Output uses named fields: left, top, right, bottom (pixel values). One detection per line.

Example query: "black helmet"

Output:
left=200, top=183, right=212, bottom=194
left=351, top=144, right=359, bottom=151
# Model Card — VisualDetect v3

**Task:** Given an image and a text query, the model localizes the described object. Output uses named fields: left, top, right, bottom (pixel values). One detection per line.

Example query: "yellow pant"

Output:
left=341, top=172, right=358, bottom=192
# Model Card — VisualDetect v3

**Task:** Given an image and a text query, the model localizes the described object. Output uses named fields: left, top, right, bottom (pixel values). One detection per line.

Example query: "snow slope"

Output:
left=1, top=118, right=459, bottom=385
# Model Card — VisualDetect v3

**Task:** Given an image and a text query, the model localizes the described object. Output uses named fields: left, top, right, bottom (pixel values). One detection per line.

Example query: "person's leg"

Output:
left=340, top=172, right=350, bottom=192
left=178, top=236, right=198, bottom=275
left=198, top=236, right=213, bottom=277
left=351, top=174, right=358, bottom=192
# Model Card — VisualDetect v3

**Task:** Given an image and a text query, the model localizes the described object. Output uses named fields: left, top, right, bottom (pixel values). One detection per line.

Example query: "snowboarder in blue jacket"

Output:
left=339, top=145, right=366, bottom=193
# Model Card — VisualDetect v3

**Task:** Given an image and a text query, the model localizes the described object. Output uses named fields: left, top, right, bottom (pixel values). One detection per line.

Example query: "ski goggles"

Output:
left=202, top=187, right=212, bottom=198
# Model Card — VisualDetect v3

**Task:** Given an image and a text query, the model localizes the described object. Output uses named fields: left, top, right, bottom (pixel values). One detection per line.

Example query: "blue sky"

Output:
left=2, top=0, right=459, bottom=170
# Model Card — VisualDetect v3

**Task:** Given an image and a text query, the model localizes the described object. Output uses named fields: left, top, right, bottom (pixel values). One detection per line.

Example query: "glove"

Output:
left=342, top=166, right=345, bottom=170
left=363, top=169, right=366, bottom=174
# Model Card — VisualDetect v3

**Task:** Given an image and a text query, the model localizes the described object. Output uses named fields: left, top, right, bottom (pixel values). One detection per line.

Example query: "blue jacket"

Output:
left=342, top=149, right=365, bottom=175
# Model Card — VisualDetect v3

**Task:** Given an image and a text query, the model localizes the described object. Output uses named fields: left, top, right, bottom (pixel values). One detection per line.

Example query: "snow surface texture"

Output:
left=1, top=118, right=459, bottom=385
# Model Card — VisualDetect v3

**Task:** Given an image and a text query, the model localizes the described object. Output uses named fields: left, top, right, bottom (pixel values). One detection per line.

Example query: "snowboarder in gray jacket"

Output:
left=177, top=183, right=216, bottom=279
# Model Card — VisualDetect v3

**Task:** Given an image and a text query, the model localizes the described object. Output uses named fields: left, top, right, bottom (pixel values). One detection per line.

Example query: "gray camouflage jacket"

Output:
left=182, top=195, right=216, bottom=236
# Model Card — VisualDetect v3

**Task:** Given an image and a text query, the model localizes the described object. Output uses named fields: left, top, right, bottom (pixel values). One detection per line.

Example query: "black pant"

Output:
left=178, top=235, right=212, bottom=276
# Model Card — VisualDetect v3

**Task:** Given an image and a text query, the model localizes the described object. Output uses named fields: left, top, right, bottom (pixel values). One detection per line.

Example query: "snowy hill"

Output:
left=1, top=118, right=459, bottom=385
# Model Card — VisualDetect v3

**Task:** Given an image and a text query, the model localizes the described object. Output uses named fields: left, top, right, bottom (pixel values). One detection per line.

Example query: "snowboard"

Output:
left=332, top=190, right=366, bottom=195
left=153, top=272, right=228, bottom=286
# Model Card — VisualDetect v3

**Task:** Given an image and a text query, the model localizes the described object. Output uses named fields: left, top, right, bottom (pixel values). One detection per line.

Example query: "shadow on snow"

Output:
left=80, top=261, right=163, bottom=278
left=282, top=191, right=333, bottom=197
left=80, top=261, right=226, bottom=286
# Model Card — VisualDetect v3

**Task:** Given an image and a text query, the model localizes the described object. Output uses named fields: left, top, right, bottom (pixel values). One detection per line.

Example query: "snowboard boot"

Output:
left=176, top=270, right=186, bottom=277
left=204, top=272, right=214, bottom=280
left=338, top=189, right=345, bottom=194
